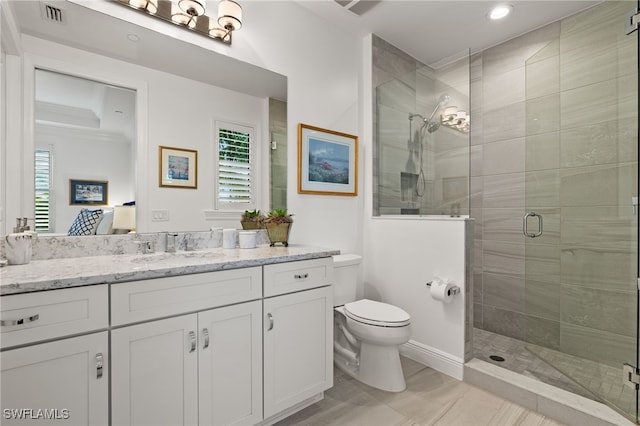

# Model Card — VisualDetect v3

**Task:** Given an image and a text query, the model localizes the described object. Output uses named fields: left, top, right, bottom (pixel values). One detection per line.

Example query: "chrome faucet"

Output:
left=13, top=217, right=33, bottom=233
left=165, top=233, right=178, bottom=253
left=138, top=241, right=155, bottom=254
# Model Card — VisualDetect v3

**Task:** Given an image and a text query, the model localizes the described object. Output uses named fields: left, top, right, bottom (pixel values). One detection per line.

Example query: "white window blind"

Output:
left=216, top=122, right=254, bottom=209
left=34, top=149, right=51, bottom=232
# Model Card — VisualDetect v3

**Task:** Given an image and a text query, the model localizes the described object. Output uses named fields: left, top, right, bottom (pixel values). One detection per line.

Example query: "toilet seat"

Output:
left=344, top=299, right=410, bottom=327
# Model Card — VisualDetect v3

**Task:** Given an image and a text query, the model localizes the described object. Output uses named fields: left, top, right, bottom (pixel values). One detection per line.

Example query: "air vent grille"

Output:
left=333, top=0, right=382, bottom=16
left=40, top=3, right=66, bottom=24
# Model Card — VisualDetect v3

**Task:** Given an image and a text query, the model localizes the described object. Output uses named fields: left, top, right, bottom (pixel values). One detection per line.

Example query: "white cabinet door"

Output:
left=263, top=286, right=333, bottom=419
left=198, top=300, right=262, bottom=426
left=1, top=332, right=108, bottom=426
left=111, top=315, right=199, bottom=426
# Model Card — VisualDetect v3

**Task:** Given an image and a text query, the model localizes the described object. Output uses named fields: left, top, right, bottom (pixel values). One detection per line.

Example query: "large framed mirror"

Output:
left=5, top=0, right=287, bottom=236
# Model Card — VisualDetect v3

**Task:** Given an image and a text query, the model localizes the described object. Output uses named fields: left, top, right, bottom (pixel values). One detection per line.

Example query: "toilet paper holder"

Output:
left=426, top=281, right=460, bottom=296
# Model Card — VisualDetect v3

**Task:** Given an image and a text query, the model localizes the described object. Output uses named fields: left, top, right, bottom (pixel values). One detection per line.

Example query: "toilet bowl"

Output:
left=333, top=255, right=411, bottom=392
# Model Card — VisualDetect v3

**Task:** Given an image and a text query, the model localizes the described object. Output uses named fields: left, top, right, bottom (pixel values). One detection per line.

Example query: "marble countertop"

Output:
left=0, top=245, right=340, bottom=295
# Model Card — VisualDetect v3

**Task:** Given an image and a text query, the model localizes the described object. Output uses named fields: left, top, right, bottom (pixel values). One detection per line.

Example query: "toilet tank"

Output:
left=332, top=254, right=362, bottom=306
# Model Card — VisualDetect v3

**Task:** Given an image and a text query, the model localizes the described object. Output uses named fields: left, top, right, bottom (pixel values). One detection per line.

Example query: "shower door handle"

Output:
left=523, top=212, right=543, bottom=238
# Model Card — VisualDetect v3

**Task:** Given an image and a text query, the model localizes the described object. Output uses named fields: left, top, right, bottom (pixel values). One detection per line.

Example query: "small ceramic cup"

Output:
left=222, top=228, right=237, bottom=249
left=238, top=231, right=257, bottom=249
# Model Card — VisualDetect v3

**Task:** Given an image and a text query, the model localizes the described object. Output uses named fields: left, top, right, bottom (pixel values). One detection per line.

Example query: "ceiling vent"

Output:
left=40, top=2, right=67, bottom=24
left=334, top=0, right=382, bottom=16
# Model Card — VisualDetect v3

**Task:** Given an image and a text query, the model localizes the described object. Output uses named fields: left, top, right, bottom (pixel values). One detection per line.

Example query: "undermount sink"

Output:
left=130, top=251, right=223, bottom=263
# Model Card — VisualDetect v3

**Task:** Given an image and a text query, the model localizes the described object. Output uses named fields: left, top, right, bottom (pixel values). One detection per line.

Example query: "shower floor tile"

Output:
left=473, top=328, right=636, bottom=419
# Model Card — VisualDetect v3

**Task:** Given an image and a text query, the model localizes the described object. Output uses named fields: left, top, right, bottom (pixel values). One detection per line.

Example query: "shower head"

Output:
left=423, top=94, right=450, bottom=133
left=409, top=94, right=450, bottom=134
left=428, top=94, right=450, bottom=122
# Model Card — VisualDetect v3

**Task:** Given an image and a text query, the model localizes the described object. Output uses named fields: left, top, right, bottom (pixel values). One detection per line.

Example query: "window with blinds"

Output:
left=216, top=122, right=254, bottom=209
left=34, top=149, right=51, bottom=232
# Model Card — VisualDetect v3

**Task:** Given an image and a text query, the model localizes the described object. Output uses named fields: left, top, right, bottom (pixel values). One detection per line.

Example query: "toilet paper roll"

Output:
left=223, top=229, right=237, bottom=249
left=430, top=279, right=455, bottom=303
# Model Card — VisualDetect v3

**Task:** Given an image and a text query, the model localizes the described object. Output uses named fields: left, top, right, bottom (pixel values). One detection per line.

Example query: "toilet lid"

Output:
left=344, top=299, right=410, bottom=327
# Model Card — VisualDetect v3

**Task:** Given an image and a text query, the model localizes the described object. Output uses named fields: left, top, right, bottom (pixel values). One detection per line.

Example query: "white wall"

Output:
left=363, top=217, right=469, bottom=378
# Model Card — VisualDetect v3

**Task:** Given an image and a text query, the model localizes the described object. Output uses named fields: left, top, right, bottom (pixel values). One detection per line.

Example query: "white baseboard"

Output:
left=259, top=393, right=324, bottom=426
left=400, top=340, right=464, bottom=380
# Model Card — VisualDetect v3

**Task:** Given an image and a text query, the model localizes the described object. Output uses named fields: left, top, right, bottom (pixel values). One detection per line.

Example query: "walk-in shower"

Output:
left=374, top=0, right=639, bottom=422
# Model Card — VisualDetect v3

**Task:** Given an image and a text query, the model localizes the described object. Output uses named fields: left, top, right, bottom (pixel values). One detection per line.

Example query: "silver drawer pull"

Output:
left=96, top=353, right=104, bottom=379
left=1, top=314, right=40, bottom=327
left=202, top=328, right=210, bottom=350
left=188, top=331, right=196, bottom=353
left=294, top=273, right=309, bottom=279
left=267, top=313, right=274, bottom=331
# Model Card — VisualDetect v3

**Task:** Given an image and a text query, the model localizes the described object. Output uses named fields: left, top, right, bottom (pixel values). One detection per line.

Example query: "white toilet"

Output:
left=333, top=254, right=411, bottom=392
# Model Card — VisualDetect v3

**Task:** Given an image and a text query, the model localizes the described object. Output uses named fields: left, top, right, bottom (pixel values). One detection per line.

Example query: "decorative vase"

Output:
left=241, top=220, right=263, bottom=230
left=265, top=223, right=291, bottom=247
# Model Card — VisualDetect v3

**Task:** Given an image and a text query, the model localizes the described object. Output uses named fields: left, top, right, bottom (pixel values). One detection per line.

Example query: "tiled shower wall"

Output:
left=269, top=98, right=287, bottom=210
left=472, top=1, right=638, bottom=368
left=373, top=35, right=470, bottom=216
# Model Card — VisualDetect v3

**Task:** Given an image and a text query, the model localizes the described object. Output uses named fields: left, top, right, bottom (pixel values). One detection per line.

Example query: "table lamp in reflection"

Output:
left=113, top=205, right=136, bottom=233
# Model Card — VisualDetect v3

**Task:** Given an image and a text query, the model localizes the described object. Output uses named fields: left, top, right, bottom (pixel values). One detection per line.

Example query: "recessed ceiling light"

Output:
left=488, top=4, right=512, bottom=20
left=127, top=33, right=140, bottom=42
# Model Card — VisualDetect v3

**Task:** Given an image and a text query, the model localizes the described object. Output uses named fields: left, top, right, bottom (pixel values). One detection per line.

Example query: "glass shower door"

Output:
left=524, top=0, right=638, bottom=421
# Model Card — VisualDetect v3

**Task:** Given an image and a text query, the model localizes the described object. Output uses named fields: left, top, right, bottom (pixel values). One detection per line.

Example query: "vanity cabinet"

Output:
left=0, top=286, right=109, bottom=425
left=110, top=269, right=263, bottom=426
left=1, top=332, right=109, bottom=426
left=262, top=258, right=334, bottom=419
left=1, top=251, right=336, bottom=426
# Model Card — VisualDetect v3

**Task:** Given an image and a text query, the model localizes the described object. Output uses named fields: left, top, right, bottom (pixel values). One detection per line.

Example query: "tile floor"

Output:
left=472, top=328, right=595, bottom=400
left=275, top=356, right=565, bottom=426
left=473, top=328, right=636, bottom=419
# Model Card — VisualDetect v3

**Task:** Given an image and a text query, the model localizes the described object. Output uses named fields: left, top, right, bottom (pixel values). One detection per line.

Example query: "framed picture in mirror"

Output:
left=159, top=146, right=198, bottom=189
left=69, top=179, right=108, bottom=205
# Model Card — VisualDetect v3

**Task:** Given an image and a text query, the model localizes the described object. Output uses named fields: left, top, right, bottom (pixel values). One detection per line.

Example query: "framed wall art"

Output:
left=69, top=179, right=108, bottom=205
left=159, top=146, right=198, bottom=189
left=298, top=123, right=358, bottom=196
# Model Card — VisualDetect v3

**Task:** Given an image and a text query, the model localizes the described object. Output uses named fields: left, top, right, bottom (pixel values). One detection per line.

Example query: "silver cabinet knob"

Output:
left=202, top=328, right=210, bottom=350
left=188, top=331, right=196, bottom=353
left=1, top=314, right=39, bottom=327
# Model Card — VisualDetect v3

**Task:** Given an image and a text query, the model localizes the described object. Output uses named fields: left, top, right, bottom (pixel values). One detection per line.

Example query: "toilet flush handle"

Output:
left=267, top=313, right=274, bottom=331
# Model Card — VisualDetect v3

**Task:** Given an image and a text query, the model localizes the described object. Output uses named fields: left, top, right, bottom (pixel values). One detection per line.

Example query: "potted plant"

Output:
left=264, top=209, right=293, bottom=246
left=240, top=209, right=265, bottom=230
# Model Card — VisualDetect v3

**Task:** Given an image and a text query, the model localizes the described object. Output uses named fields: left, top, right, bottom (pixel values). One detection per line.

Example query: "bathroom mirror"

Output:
left=35, top=69, right=137, bottom=235
left=8, top=0, right=287, bottom=236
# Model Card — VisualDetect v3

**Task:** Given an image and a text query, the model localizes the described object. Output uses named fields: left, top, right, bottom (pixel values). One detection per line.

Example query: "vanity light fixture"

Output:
left=440, top=106, right=470, bottom=133
left=117, top=0, right=242, bottom=45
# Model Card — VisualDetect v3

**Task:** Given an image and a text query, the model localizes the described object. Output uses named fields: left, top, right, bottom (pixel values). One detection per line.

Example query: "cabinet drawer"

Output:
left=0, top=285, right=109, bottom=349
left=111, top=267, right=262, bottom=326
left=263, top=257, right=333, bottom=297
